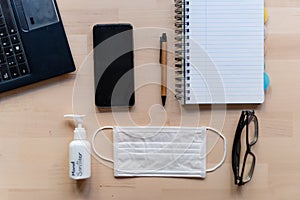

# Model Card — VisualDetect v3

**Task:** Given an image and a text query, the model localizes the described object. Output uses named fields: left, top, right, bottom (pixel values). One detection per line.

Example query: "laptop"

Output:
left=0, top=0, right=75, bottom=93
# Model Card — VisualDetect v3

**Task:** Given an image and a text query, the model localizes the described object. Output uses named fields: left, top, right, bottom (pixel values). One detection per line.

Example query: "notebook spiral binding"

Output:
left=174, top=0, right=190, bottom=103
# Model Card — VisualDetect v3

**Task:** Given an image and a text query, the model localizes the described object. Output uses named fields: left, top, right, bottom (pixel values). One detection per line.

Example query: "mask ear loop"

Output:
left=92, top=126, right=114, bottom=163
left=206, top=127, right=227, bottom=173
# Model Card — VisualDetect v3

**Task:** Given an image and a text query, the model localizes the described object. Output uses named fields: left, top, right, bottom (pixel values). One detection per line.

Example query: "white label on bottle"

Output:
left=70, top=152, right=84, bottom=177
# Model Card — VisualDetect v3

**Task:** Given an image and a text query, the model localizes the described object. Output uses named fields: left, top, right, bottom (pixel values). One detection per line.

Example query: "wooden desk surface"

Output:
left=0, top=0, right=297, bottom=199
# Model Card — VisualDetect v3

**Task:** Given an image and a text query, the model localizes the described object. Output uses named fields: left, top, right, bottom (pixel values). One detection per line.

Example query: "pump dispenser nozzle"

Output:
left=64, top=114, right=86, bottom=140
left=64, top=114, right=85, bottom=127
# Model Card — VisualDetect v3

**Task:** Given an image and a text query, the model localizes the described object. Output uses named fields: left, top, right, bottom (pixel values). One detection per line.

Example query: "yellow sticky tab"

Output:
left=264, top=8, right=269, bottom=23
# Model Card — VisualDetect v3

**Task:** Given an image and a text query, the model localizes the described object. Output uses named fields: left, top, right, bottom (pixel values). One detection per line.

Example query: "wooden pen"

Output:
left=160, top=33, right=167, bottom=106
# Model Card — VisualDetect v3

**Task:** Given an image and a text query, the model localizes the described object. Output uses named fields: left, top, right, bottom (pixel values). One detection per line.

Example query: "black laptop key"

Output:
left=7, top=56, right=16, bottom=66
left=1, top=36, right=9, bottom=46
left=10, top=35, right=19, bottom=43
left=8, top=27, right=16, bottom=34
left=18, top=63, right=29, bottom=75
left=13, top=44, right=21, bottom=54
left=16, top=54, right=24, bottom=63
left=0, top=27, right=7, bottom=37
left=9, top=66, right=19, bottom=78
left=4, top=47, right=13, bottom=57
left=0, top=67, right=10, bottom=81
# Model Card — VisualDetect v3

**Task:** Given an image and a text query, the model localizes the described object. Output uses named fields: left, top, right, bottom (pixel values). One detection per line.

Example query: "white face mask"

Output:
left=92, top=126, right=226, bottom=178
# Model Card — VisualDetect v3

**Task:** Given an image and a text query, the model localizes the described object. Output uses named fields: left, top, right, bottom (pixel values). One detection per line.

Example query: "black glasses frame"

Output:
left=232, top=110, right=258, bottom=186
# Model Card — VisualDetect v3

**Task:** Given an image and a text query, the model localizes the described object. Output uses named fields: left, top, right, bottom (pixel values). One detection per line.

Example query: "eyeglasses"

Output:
left=232, top=110, right=258, bottom=186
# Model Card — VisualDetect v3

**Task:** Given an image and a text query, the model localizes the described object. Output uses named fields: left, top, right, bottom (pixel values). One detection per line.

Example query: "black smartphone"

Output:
left=93, top=24, right=135, bottom=107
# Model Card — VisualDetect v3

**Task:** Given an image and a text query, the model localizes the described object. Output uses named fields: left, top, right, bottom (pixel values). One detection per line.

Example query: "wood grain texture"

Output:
left=0, top=0, right=297, bottom=199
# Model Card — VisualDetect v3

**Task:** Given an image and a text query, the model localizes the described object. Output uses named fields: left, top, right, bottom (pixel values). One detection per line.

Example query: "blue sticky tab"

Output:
left=264, top=72, right=270, bottom=90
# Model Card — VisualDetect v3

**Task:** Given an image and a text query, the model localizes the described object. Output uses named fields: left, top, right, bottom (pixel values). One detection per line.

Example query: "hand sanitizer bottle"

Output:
left=64, top=114, right=91, bottom=180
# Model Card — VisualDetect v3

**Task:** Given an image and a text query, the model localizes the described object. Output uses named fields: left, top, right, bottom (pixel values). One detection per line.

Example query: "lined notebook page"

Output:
left=185, top=0, right=264, bottom=104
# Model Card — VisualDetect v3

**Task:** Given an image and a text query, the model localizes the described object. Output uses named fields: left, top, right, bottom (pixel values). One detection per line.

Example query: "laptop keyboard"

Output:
left=0, top=1, right=30, bottom=83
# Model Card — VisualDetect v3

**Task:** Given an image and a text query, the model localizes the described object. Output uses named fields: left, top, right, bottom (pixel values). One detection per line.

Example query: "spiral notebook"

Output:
left=174, top=0, right=264, bottom=104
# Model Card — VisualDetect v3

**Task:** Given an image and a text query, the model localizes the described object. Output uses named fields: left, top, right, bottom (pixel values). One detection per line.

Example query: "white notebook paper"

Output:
left=174, top=0, right=264, bottom=104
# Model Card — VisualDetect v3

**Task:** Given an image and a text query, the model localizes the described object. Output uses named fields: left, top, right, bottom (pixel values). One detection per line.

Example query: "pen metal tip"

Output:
left=162, top=33, right=167, bottom=42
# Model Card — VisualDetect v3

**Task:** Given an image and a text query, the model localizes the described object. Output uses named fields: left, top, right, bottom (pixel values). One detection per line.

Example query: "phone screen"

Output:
left=93, top=24, right=135, bottom=107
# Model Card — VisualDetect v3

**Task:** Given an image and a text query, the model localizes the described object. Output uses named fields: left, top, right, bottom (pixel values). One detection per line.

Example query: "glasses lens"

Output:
left=248, top=115, right=258, bottom=145
left=239, top=125, right=248, bottom=173
left=242, top=153, right=255, bottom=183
